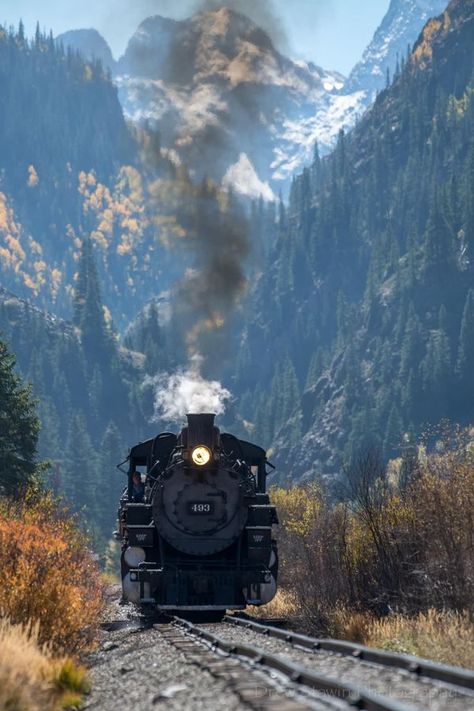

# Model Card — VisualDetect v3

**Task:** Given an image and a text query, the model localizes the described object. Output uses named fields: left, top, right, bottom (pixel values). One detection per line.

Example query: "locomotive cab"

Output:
left=118, top=413, right=279, bottom=613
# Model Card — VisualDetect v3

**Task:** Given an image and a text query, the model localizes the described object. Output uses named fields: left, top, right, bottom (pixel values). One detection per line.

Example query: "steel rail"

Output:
left=223, top=614, right=474, bottom=693
left=172, top=616, right=418, bottom=711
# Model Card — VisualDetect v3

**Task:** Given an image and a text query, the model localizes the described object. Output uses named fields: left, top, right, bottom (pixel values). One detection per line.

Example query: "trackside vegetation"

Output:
left=260, top=435, right=474, bottom=667
left=0, top=337, right=104, bottom=710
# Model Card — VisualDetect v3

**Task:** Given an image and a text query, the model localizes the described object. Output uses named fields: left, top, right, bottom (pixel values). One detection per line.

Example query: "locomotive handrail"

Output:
left=224, top=614, right=474, bottom=692
left=116, top=457, right=129, bottom=474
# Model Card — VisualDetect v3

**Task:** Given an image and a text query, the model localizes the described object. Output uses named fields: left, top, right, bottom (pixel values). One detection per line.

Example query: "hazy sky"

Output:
left=0, top=0, right=390, bottom=76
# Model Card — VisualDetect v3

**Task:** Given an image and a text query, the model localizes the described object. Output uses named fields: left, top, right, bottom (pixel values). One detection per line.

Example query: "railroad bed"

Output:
left=84, top=600, right=474, bottom=711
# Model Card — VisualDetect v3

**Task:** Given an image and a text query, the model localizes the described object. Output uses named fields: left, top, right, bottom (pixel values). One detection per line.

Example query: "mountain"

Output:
left=114, top=8, right=352, bottom=194
left=231, top=0, right=474, bottom=482
left=57, top=3, right=448, bottom=198
left=59, top=10, right=359, bottom=196
left=346, top=0, right=448, bottom=99
left=56, top=29, right=116, bottom=72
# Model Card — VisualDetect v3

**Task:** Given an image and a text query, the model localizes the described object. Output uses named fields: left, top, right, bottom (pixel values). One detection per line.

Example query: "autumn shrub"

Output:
left=409, top=448, right=474, bottom=611
left=267, top=433, right=474, bottom=658
left=0, top=489, right=105, bottom=655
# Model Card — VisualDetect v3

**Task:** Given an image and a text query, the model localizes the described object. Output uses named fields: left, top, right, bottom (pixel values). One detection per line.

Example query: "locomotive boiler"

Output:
left=118, top=413, right=279, bottom=615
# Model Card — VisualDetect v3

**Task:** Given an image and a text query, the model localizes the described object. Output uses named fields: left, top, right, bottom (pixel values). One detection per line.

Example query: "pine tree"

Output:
left=311, top=140, right=321, bottom=190
left=37, top=397, right=61, bottom=463
left=422, top=197, right=451, bottom=282
left=35, top=21, right=41, bottom=49
left=98, top=422, right=125, bottom=539
left=74, top=237, right=111, bottom=361
left=18, top=19, right=25, bottom=43
left=62, top=411, right=99, bottom=518
left=0, top=338, right=41, bottom=493
left=399, top=304, right=423, bottom=381
left=383, top=404, right=403, bottom=459
left=305, top=348, right=324, bottom=390
left=457, top=290, right=474, bottom=393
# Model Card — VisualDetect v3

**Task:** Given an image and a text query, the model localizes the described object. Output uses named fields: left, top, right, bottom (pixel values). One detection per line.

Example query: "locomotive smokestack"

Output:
left=186, top=413, right=217, bottom=449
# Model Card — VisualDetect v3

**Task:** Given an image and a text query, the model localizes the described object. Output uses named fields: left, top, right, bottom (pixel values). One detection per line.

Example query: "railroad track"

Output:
left=225, top=614, right=474, bottom=692
left=156, top=614, right=474, bottom=711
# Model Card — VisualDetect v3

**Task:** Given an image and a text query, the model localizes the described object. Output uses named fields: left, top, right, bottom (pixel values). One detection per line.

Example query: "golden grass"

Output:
left=0, top=618, right=88, bottom=711
left=247, top=588, right=302, bottom=623
left=324, top=607, right=375, bottom=644
left=365, top=609, right=474, bottom=669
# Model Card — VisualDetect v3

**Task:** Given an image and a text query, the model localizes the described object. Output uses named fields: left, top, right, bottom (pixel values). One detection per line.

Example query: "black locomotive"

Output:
left=118, top=413, right=279, bottom=614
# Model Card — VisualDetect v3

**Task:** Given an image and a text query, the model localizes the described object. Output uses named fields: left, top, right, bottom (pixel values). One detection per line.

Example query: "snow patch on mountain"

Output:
left=223, top=153, right=275, bottom=201
left=271, top=91, right=367, bottom=181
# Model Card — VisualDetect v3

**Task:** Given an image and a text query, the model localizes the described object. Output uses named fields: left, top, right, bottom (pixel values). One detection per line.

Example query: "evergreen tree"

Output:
left=457, top=290, right=474, bottom=396
left=383, top=404, right=403, bottom=459
left=37, top=397, right=61, bottom=463
left=422, top=197, right=451, bottom=282
left=98, top=422, right=125, bottom=539
left=74, top=237, right=111, bottom=361
left=62, top=411, right=99, bottom=519
left=0, top=338, right=41, bottom=493
left=305, top=348, right=325, bottom=390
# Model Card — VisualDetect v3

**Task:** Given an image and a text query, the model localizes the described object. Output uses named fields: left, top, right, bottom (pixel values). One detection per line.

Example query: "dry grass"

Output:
left=0, top=490, right=105, bottom=655
left=324, top=607, right=375, bottom=644
left=366, top=609, right=474, bottom=669
left=0, top=618, right=88, bottom=711
left=247, top=589, right=302, bottom=623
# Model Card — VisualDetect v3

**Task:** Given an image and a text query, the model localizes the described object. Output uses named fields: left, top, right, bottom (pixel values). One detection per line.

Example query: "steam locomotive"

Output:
left=118, top=413, right=279, bottom=615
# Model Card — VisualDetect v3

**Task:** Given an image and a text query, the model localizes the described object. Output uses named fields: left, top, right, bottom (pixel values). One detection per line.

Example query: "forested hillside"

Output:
left=0, top=23, right=185, bottom=326
left=0, top=261, right=149, bottom=545
left=234, top=0, right=474, bottom=481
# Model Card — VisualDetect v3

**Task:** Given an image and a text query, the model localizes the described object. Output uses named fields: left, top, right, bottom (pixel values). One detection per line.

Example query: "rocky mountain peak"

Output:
left=56, top=28, right=116, bottom=72
left=346, top=0, right=448, bottom=98
left=119, top=7, right=326, bottom=93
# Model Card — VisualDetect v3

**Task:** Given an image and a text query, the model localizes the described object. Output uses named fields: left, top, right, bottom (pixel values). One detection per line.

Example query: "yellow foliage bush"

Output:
left=0, top=490, right=105, bottom=655
left=271, top=484, right=321, bottom=537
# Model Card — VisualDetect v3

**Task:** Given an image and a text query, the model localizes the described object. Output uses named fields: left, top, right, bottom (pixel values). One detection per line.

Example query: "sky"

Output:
left=0, top=0, right=390, bottom=76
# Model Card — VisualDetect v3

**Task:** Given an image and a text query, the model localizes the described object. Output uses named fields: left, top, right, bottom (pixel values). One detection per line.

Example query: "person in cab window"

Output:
left=131, top=471, right=145, bottom=502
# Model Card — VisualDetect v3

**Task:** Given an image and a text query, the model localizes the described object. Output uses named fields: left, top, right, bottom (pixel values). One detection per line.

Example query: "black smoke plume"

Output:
left=146, top=174, right=250, bottom=419
left=172, top=179, right=250, bottom=368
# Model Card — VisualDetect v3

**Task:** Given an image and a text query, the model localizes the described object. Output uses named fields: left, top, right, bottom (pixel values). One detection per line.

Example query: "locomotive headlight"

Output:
left=191, top=445, right=211, bottom=466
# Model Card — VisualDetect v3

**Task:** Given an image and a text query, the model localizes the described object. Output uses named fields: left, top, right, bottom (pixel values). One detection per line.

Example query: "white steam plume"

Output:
left=146, top=355, right=231, bottom=421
